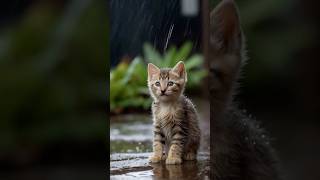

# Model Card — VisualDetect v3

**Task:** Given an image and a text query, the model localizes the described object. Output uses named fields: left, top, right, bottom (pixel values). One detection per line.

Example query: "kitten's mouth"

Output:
left=160, top=94, right=168, bottom=96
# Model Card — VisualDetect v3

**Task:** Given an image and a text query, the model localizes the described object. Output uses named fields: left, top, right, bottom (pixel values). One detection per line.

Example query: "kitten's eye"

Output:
left=167, top=81, right=174, bottom=86
left=155, top=82, right=160, bottom=87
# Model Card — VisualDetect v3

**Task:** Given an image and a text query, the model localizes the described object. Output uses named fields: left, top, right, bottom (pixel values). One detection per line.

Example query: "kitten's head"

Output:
left=147, top=61, right=187, bottom=102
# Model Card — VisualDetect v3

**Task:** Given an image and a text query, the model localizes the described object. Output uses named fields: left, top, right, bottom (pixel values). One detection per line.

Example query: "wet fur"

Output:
left=147, top=62, right=201, bottom=165
left=210, top=0, right=280, bottom=179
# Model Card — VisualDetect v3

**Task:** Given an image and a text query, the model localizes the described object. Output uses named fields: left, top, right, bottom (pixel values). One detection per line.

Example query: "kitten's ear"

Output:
left=148, top=63, right=160, bottom=79
left=210, top=0, right=242, bottom=53
left=172, top=61, right=187, bottom=81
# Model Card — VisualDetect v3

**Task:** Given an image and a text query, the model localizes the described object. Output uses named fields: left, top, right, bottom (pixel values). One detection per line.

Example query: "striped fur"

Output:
left=147, top=61, right=200, bottom=164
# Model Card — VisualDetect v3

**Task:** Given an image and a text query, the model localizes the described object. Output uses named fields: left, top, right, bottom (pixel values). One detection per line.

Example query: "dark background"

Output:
left=0, top=0, right=108, bottom=179
left=110, top=0, right=203, bottom=67
left=230, top=0, right=320, bottom=180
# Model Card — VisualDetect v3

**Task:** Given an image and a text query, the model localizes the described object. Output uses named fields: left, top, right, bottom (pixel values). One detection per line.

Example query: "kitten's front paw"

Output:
left=149, top=155, right=162, bottom=163
left=165, top=156, right=182, bottom=164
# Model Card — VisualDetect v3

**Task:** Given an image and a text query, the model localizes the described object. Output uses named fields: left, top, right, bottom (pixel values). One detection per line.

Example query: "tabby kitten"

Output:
left=147, top=61, right=201, bottom=165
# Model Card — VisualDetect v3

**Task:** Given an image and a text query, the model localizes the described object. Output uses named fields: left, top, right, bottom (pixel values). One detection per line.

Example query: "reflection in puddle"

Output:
left=127, top=170, right=154, bottom=177
left=153, top=163, right=194, bottom=179
left=111, top=170, right=153, bottom=180
left=111, top=161, right=210, bottom=180
left=151, top=161, right=209, bottom=180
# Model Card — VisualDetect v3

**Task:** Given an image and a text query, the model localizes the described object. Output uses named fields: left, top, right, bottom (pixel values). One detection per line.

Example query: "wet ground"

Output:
left=110, top=98, right=210, bottom=180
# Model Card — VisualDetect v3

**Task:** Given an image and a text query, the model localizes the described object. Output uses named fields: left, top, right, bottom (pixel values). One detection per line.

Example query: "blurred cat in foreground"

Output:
left=210, top=0, right=281, bottom=179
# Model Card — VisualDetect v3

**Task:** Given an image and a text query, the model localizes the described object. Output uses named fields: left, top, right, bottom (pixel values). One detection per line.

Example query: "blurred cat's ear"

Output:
left=148, top=63, right=160, bottom=78
left=210, top=0, right=242, bottom=53
left=173, top=61, right=187, bottom=81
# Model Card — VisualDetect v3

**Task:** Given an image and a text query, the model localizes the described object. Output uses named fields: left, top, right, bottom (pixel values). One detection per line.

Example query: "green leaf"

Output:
left=173, top=41, right=192, bottom=64
left=143, top=43, right=162, bottom=65
left=137, top=87, right=149, bottom=95
left=163, top=46, right=176, bottom=67
left=131, top=58, right=147, bottom=85
left=184, top=54, right=203, bottom=70
left=110, top=62, right=128, bottom=81
left=187, top=70, right=207, bottom=87
left=121, top=57, right=142, bottom=84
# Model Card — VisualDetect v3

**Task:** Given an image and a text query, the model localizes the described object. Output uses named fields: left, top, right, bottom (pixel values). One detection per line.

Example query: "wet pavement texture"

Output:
left=110, top=98, right=210, bottom=180
left=110, top=152, right=210, bottom=180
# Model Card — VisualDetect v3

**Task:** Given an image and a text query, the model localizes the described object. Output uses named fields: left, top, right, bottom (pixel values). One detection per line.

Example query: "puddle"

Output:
left=110, top=152, right=210, bottom=180
left=111, top=170, right=153, bottom=180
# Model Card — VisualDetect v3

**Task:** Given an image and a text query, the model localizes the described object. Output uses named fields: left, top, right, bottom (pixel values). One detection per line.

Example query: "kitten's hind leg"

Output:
left=183, top=146, right=197, bottom=161
left=183, top=141, right=199, bottom=160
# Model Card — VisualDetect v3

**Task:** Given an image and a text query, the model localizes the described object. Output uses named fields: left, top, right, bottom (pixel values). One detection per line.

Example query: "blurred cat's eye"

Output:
left=155, top=82, right=160, bottom=86
left=167, top=81, right=174, bottom=86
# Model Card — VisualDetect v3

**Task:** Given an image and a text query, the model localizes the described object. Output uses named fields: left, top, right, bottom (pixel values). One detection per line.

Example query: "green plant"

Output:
left=110, top=41, right=206, bottom=113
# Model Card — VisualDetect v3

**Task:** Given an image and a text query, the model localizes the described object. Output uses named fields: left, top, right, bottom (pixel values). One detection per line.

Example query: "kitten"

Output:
left=147, top=61, right=201, bottom=165
left=210, top=0, right=280, bottom=179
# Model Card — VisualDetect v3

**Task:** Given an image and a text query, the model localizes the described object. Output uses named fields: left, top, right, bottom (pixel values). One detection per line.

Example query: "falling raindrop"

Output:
left=164, top=24, right=175, bottom=51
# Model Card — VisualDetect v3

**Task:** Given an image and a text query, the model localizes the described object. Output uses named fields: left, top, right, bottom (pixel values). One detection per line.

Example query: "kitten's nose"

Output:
left=161, top=90, right=166, bottom=94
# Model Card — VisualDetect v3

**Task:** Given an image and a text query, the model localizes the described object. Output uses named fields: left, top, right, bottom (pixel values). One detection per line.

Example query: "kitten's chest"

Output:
left=154, top=104, right=179, bottom=122
left=157, top=104, right=173, bottom=116
left=154, top=104, right=183, bottom=137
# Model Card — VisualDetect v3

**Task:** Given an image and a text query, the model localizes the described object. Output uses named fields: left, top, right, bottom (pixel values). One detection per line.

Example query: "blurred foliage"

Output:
left=110, top=41, right=206, bottom=113
left=243, top=0, right=315, bottom=87
left=208, top=0, right=316, bottom=107
left=0, top=0, right=108, bottom=153
left=209, top=0, right=313, bottom=80
left=110, top=57, right=151, bottom=113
